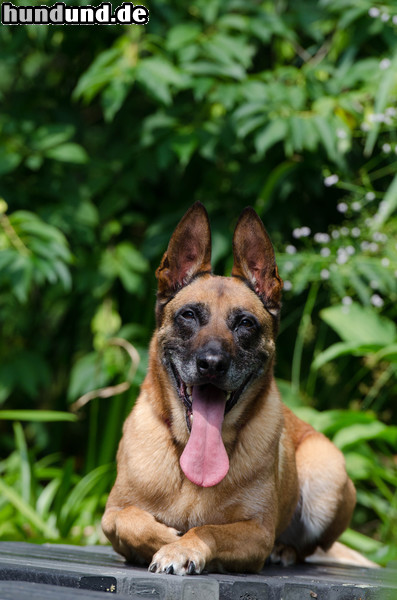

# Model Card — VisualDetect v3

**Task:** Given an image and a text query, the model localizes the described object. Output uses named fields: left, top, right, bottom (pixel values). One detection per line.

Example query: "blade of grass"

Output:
left=13, top=422, right=31, bottom=505
left=291, top=282, right=319, bottom=393
left=0, top=478, right=58, bottom=539
left=0, top=410, right=77, bottom=422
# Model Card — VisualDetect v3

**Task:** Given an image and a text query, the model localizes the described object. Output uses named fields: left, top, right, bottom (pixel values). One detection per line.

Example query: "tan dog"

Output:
left=102, top=202, right=364, bottom=575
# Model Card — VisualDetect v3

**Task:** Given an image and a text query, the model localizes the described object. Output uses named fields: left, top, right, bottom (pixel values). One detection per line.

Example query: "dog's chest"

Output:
left=153, top=486, right=231, bottom=531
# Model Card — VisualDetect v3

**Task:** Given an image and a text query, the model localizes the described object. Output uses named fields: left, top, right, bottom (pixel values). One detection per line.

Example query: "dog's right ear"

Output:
left=155, top=202, right=212, bottom=322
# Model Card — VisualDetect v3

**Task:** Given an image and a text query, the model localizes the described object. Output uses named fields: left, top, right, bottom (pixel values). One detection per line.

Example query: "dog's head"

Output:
left=155, top=202, right=283, bottom=487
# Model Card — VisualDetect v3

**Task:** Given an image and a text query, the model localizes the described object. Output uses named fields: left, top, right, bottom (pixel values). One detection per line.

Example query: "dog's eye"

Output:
left=239, top=317, right=254, bottom=328
left=181, top=310, right=195, bottom=321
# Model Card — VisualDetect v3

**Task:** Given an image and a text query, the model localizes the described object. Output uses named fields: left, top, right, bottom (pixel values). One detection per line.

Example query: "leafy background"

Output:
left=0, top=0, right=396, bottom=566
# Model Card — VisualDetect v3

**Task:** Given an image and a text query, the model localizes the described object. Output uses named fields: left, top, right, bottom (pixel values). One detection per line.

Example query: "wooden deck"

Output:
left=0, top=542, right=395, bottom=599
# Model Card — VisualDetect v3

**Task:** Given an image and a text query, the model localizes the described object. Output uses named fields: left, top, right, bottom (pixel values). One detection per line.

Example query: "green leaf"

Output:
left=333, top=421, right=397, bottom=450
left=73, top=47, right=123, bottom=103
left=313, top=116, right=338, bottom=163
left=255, top=119, right=287, bottom=156
left=320, top=303, right=397, bottom=345
left=45, top=143, right=88, bottom=164
left=364, top=56, right=397, bottom=157
left=166, top=24, right=201, bottom=52
left=102, top=81, right=130, bottom=123
left=371, top=174, right=397, bottom=229
left=68, top=352, right=108, bottom=402
left=312, top=341, right=384, bottom=370
left=136, top=57, right=188, bottom=105
left=172, top=134, right=198, bottom=166
left=0, top=146, right=22, bottom=175
left=372, top=344, right=397, bottom=363
left=31, top=124, right=75, bottom=151
left=339, top=529, right=383, bottom=554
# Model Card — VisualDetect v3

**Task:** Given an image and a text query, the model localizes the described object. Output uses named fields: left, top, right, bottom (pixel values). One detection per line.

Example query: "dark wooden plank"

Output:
left=0, top=580, right=134, bottom=600
left=0, top=542, right=395, bottom=600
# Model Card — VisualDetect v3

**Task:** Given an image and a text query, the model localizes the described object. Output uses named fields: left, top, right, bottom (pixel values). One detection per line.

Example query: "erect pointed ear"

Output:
left=155, top=202, right=212, bottom=321
left=231, top=207, right=283, bottom=318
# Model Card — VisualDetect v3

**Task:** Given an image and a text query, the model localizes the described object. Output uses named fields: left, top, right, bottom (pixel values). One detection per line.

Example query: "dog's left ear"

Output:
left=155, top=202, right=212, bottom=321
left=232, top=207, right=283, bottom=317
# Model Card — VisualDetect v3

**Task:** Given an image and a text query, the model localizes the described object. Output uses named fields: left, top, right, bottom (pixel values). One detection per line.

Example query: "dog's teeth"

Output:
left=189, top=413, right=193, bottom=426
left=186, top=386, right=192, bottom=398
left=226, top=392, right=231, bottom=401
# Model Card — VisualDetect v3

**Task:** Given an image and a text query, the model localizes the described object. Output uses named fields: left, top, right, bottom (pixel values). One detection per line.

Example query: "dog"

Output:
left=102, top=202, right=370, bottom=575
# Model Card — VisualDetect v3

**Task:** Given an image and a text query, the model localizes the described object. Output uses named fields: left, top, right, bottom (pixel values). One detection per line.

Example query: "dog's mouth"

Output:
left=170, top=363, right=251, bottom=488
left=170, top=364, right=249, bottom=433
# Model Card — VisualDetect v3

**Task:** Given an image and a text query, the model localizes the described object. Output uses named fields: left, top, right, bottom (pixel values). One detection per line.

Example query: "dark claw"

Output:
left=148, top=562, right=157, bottom=573
left=177, top=531, right=183, bottom=537
left=166, top=565, right=174, bottom=575
left=187, top=561, right=196, bottom=575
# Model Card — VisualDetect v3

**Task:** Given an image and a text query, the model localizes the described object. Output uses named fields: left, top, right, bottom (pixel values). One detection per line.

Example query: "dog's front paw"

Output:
left=148, top=541, right=207, bottom=576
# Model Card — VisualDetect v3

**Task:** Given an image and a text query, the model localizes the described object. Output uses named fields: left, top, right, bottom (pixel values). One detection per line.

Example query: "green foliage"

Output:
left=0, top=0, right=396, bottom=563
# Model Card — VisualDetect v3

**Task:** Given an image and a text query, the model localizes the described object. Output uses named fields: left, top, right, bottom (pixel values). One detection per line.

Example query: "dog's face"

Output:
left=155, top=203, right=283, bottom=487
left=158, top=275, right=276, bottom=432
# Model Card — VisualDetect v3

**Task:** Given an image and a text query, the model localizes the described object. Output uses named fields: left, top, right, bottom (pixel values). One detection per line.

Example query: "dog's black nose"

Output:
left=196, top=346, right=231, bottom=378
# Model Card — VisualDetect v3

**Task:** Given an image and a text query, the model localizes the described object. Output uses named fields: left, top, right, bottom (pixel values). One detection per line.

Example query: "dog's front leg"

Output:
left=102, top=505, right=181, bottom=564
left=149, top=520, right=275, bottom=575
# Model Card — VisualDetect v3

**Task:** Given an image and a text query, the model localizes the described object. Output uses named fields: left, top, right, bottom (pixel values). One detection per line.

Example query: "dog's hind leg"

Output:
left=273, top=432, right=356, bottom=565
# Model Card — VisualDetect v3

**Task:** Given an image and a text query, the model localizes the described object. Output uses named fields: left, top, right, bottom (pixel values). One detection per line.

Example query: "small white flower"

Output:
left=365, top=218, right=373, bottom=227
left=336, top=252, right=348, bottom=265
left=352, top=227, right=361, bottom=237
left=373, top=232, right=387, bottom=242
left=369, top=242, right=379, bottom=252
left=331, top=230, right=340, bottom=239
left=337, top=202, right=348, bottom=213
left=371, top=294, right=384, bottom=307
left=352, top=201, right=361, bottom=211
left=320, top=247, right=331, bottom=257
left=286, top=244, right=297, bottom=254
left=346, top=245, right=355, bottom=255
left=381, top=12, right=390, bottom=22
left=341, top=227, right=349, bottom=236
left=380, top=58, right=391, bottom=70
left=283, top=280, right=292, bottom=291
left=365, top=191, right=376, bottom=201
left=361, top=122, right=371, bottom=132
left=370, top=280, right=379, bottom=289
left=336, top=129, right=347, bottom=139
left=386, top=107, right=397, bottom=117
left=381, top=257, right=390, bottom=267
left=361, top=241, right=370, bottom=251
left=393, top=15, right=397, bottom=25
left=368, top=113, right=385, bottom=123
left=382, top=142, right=391, bottom=153
left=300, top=226, right=311, bottom=237
left=314, top=233, right=331, bottom=243
left=320, top=269, right=329, bottom=279
left=284, top=261, right=294, bottom=272
left=369, top=7, right=380, bottom=17
left=324, top=174, right=339, bottom=187
left=342, top=296, right=353, bottom=306
left=292, top=228, right=302, bottom=239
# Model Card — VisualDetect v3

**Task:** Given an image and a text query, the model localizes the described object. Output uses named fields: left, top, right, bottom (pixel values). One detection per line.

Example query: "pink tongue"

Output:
left=180, top=384, right=229, bottom=487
